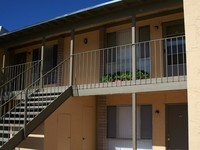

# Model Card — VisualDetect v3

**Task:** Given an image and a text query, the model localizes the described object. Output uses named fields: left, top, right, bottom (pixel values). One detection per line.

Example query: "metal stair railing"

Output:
left=3, top=61, right=42, bottom=82
left=0, top=57, right=71, bottom=149
left=0, top=60, right=41, bottom=114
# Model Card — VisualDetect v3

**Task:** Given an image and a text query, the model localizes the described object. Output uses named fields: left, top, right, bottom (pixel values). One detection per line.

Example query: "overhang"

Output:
left=0, top=0, right=183, bottom=48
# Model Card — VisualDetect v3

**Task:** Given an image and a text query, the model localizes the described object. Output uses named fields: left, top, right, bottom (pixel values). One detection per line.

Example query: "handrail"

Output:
left=3, top=60, right=41, bottom=69
left=0, top=60, right=41, bottom=89
left=0, top=56, right=70, bottom=148
left=0, top=57, right=70, bottom=109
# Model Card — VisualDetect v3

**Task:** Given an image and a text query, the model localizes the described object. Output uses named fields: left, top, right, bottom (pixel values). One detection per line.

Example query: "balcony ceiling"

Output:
left=0, top=0, right=183, bottom=48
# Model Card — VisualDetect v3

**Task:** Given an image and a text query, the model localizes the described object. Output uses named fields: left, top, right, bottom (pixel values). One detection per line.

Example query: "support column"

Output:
left=132, top=93, right=137, bottom=150
left=39, top=38, right=45, bottom=88
left=2, top=49, right=6, bottom=73
left=69, top=30, right=74, bottom=86
left=132, top=17, right=136, bottom=81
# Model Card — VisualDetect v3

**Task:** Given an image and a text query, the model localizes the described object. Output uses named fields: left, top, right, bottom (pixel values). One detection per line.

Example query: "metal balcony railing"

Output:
left=73, top=35, right=186, bottom=89
left=3, top=60, right=42, bottom=83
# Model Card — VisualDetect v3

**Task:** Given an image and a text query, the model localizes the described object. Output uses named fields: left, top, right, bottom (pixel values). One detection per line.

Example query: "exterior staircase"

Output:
left=0, top=58, right=72, bottom=150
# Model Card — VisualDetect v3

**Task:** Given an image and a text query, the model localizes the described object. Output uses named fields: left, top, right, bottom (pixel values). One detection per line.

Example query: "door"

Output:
left=57, top=114, right=71, bottom=150
left=166, top=104, right=188, bottom=150
left=13, top=52, right=27, bottom=90
left=43, top=45, right=57, bottom=84
left=32, top=48, right=41, bottom=82
left=82, top=107, right=95, bottom=150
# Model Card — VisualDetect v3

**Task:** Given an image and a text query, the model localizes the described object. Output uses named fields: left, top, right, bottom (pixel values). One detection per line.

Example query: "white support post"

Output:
left=40, top=38, right=45, bottom=88
left=132, top=17, right=136, bottom=81
left=69, top=30, right=74, bottom=86
left=132, top=93, right=137, bottom=150
left=2, top=49, right=6, bottom=73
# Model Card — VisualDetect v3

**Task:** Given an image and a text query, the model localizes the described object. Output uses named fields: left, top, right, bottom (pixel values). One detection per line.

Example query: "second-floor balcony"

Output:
left=1, top=35, right=186, bottom=95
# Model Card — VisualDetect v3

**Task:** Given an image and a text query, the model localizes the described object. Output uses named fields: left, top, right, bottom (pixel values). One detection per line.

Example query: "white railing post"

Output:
left=132, top=93, right=137, bottom=150
left=132, top=17, right=136, bottom=81
left=69, top=30, right=74, bottom=86
left=40, top=38, right=45, bottom=88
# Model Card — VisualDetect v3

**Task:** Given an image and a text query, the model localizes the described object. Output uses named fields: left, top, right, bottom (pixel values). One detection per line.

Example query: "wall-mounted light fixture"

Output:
left=84, top=38, right=88, bottom=44
left=154, top=25, right=159, bottom=29
left=155, top=109, right=160, bottom=114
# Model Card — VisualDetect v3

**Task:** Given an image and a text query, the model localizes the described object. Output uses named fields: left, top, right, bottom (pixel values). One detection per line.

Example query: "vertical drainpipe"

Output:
left=40, top=37, right=45, bottom=88
left=2, top=49, right=6, bottom=73
left=69, top=30, right=74, bottom=87
left=132, top=16, right=137, bottom=150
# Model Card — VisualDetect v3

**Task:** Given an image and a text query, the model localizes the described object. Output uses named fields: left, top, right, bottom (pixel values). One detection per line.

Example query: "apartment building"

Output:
left=0, top=0, right=199, bottom=150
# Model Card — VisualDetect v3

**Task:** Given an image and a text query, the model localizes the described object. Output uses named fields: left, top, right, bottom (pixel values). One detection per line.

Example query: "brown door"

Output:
left=166, top=104, right=188, bottom=150
left=57, top=113, right=71, bottom=150
left=14, top=52, right=27, bottom=65
left=82, top=107, right=95, bottom=150
left=13, top=52, right=27, bottom=90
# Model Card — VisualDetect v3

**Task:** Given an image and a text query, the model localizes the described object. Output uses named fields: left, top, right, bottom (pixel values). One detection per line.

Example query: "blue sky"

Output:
left=0, top=0, right=112, bottom=31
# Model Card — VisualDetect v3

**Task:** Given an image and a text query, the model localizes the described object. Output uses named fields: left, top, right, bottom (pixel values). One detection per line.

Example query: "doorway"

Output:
left=57, top=113, right=71, bottom=150
left=82, top=107, right=95, bottom=150
left=166, top=104, right=188, bottom=150
left=13, top=52, right=27, bottom=90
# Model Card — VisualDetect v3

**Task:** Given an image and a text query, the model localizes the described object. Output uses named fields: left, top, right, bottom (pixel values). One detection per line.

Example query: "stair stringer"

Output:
left=0, top=86, right=73, bottom=150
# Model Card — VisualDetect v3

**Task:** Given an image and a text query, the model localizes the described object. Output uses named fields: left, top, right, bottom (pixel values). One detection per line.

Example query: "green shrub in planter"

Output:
left=136, top=70, right=150, bottom=79
left=102, top=74, right=112, bottom=82
left=113, top=72, right=121, bottom=81
left=125, top=72, right=132, bottom=80
left=120, top=72, right=132, bottom=80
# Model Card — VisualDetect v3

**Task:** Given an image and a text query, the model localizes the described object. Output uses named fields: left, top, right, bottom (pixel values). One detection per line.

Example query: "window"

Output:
left=137, top=105, right=152, bottom=139
left=105, top=29, right=132, bottom=74
left=107, top=106, right=132, bottom=139
left=107, top=105, right=152, bottom=140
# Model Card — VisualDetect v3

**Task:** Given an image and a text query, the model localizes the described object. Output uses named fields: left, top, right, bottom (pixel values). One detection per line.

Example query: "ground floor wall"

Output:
left=15, top=89, right=187, bottom=150
left=107, top=90, right=187, bottom=150
left=44, top=96, right=96, bottom=150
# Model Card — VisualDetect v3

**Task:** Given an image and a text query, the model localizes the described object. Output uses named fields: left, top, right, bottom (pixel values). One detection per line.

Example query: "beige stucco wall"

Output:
left=107, top=90, right=187, bottom=150
left=73, top=30, right=100, bottom=84
left=184, top=0, right=200, bottom=149
left=44, top=96, right=96, bottom=150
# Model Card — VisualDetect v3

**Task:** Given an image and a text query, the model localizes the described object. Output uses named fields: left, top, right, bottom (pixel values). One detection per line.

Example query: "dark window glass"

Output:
left=141, top=105, right=152, bottom=139
left=139, top=26, right=150, bottom=58
left=107, top=106, right=117, bottom=138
